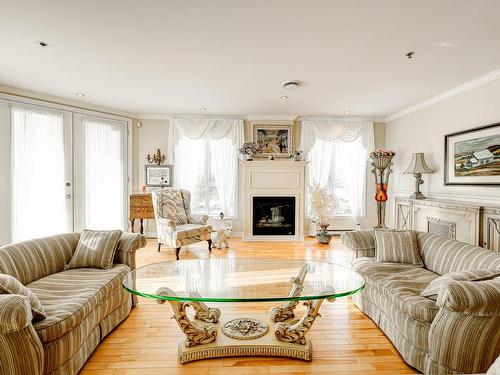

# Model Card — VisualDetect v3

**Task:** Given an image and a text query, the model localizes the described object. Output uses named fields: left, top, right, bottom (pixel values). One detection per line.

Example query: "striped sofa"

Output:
left=0, top=232, right=146, bottom=375
left=342, top=230, right=500, bottom=374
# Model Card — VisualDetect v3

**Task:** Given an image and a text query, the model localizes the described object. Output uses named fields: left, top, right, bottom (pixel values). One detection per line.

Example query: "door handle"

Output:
left=65, top=194, right=71, bottom=199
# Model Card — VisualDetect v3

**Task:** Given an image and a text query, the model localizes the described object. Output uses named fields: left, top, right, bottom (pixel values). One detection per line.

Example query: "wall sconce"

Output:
left=146, top=148, right=166, bottom=165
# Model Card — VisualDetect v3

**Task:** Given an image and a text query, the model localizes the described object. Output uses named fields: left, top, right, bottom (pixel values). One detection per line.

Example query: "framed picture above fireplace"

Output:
left=252, top=124, right=292, bottom=158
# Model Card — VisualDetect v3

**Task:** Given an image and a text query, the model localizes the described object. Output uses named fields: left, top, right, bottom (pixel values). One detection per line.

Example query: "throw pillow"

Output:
left=66, top=229, right=122, bottom=270
left=421, top=269, right=500, bottom=300
left=374, top=230, right=423, bottom=266
left=0, top=274, right=46, bottom=321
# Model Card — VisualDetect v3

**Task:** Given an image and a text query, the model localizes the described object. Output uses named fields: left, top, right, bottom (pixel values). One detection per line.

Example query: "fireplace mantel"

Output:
left=240, top=160, right=307, bottom=240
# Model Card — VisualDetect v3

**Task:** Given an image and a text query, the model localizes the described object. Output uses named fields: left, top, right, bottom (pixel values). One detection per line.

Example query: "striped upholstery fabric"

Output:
left=0, top=233, right=79, bottom=284
left=417, top=232, right=500, bottom=274
left=374, top=230, right=423, bottom=266
left=341, top=230, right=375, bottom=258
left=67, top=230, right=121, bottom=270
left=422, top=269, right=500, bottom=300
left=348, top=231, right=500, bottom=374
left=0, top=232, right=145, bottom=375
left=0, top=274, right=46, bottom=320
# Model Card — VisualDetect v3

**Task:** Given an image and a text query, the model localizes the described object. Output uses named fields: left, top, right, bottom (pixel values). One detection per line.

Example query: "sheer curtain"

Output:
left=169, top=118, right=243, bottom=217
left=73, top=116, right=127, bottom=231
left=11, top=105, right=68, bottom=241
left=301, top=120, right=374, bottom=225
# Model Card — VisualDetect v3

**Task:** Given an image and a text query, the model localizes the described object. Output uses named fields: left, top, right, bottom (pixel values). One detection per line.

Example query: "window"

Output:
left=175, top=137, right=237, bottom=217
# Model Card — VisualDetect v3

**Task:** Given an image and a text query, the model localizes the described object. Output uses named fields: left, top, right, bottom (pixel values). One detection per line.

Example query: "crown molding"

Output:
left=384, top=68, right=500, bottom=123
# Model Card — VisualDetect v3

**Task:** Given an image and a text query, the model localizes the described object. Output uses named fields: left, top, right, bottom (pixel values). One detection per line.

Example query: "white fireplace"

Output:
left=240, top=160, right=307, bottom=240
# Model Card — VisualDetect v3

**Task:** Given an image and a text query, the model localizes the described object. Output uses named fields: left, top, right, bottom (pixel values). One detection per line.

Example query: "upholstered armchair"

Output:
left=151, top=188, right=213, bottom=260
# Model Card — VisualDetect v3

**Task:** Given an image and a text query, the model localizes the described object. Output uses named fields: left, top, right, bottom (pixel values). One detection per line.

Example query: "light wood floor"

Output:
left=80, top=237, right=419, bottom=375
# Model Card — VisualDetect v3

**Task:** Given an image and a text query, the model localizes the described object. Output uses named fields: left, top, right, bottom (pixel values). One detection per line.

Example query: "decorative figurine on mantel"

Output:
left=309, top=183, right=337, bottom=244
left=404, top=152, right=434, bottom=199
left=370, top=149, right=396, bottom=229
left=146, top=148, right=166, bottom=165
left=239, top=142, right=260, bottom=161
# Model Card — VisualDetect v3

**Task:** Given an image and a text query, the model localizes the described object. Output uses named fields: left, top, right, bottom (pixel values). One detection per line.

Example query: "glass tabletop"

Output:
left=123, top=259, right=365, bottom=303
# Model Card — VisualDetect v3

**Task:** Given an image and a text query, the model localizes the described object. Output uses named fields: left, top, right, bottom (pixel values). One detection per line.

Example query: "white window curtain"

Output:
left=11, top=105, right=69, bottom=241
left=301, top=120, right=374, bottom=223
left=74, top=116, right=127, bottom=231
left=168, top=118, right=243, bottom=217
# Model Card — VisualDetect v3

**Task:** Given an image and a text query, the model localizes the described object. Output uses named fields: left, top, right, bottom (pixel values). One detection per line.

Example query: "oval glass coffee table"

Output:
left=123, top=259, right=364, bottom=363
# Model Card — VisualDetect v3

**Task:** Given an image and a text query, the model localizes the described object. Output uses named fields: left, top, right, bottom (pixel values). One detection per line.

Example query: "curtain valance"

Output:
left=300, top=120, right=374, bottom=153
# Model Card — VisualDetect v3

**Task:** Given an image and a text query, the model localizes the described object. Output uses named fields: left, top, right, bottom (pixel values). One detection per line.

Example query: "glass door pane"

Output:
left=74, top=115, right=127, bottom=231
left=11, top=105, right=72, bottom=241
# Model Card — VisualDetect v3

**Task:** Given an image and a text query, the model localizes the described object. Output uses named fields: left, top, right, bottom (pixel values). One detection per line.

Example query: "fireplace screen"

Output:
left=252, top=196, right=295, bottom=235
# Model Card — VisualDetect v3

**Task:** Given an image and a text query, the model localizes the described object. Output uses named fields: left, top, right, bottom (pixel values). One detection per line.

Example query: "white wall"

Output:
left=386, top=77, right=500, bottom=226
left=136, top=119, right=385, bottom=236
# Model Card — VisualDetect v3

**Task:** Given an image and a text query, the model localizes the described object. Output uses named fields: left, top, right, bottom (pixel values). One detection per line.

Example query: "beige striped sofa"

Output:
left=0, top=232, right=146, bottom=375
left=342, top=230, right=500, bottom=374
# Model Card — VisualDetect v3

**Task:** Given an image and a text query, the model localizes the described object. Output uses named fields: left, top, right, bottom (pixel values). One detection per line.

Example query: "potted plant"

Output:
left=310, top=183, right=337, bottom=244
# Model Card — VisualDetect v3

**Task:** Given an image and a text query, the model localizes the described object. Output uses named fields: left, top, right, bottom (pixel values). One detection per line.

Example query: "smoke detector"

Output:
left=282, top=80, right=302, bottom=90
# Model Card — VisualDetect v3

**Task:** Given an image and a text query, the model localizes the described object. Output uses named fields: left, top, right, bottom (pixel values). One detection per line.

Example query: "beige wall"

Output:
left=385, top=77, right=500, bottom=226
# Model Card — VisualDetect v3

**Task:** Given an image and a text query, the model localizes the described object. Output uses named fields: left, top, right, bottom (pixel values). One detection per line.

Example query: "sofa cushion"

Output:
left=416, top=232, right=500, bottom=275
left=375, top=230, right=423, bottom=266
left=0, top=274, right=46, bottom=321
left=352, top=258, right=439, bottom=322
left=27, top=264, right=130, bottom=343
left=421, top=269, right=500, bottom=300
left=67, top=229, right=122, bottom=270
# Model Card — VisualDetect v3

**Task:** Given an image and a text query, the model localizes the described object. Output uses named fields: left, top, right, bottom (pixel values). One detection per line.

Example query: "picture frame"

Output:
left=144, top=164, right=173, bottom=187
left=252, top=124, right=293, bottom=158
left=444, top=122, right=500, bottom=186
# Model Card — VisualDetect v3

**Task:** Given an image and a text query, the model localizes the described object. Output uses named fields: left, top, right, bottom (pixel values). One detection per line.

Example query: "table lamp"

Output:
left=404, top=153, right=433, bottom=199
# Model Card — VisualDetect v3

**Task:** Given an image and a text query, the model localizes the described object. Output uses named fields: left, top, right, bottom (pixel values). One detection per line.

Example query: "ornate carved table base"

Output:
left=156, top=266, right=335, bottom=363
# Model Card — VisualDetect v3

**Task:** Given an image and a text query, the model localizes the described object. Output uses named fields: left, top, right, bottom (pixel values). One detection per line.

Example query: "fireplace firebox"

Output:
left=252, top=196, right=295, bottom=236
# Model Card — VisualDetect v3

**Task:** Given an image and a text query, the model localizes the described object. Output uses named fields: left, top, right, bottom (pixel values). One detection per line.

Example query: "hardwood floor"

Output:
left=80, top=237, right=419, bottom=375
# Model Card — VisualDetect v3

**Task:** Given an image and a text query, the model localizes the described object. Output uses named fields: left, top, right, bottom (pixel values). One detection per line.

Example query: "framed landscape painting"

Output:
left=444, top=122, right=500, bottom=185
left=252, top=124, right=292, bottom=157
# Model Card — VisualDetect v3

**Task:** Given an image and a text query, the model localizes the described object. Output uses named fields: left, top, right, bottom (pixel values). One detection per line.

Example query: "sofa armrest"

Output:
left=0, top=295, right=44, bottom=375
left=341, top=230, right=375, bottom=258
left=189, top=214, right=209, bottom=225
left=436, top=278, right=500, bottom=316
left=0, top=294, right=32, bottom=334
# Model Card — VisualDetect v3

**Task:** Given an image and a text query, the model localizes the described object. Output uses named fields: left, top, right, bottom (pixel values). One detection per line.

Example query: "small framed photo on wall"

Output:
left=444, top=122, right=500, bottom=186
left=145, top=164, right=173, bottom=187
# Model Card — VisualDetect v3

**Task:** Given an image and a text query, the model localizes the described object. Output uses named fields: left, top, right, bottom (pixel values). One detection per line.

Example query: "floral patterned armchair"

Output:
left=151, top=188, right=213, bottom=260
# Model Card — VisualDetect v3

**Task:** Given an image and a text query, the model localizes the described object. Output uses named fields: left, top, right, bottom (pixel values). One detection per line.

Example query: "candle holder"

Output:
left=370, top=150, right=396, bottom=229
left=146, top=148, right=166, bottom=165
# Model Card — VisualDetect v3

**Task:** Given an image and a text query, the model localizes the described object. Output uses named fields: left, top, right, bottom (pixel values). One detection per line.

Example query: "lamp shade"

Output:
left=404, top=153, right=433, bottom=174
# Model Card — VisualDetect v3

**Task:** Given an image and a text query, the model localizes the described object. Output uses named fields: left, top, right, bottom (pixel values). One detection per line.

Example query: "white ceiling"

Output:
left=1, top=0, right=500, bottom=119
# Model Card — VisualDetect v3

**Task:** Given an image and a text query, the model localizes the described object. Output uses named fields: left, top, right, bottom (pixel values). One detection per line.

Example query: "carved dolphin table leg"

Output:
left=270, top=263, right=312, bottom=322
left=156, top=287, right=218, bottom=347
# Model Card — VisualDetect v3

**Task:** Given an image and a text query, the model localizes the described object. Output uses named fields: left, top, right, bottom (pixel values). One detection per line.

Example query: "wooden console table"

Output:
left=130, top=193, right=154, bottom=234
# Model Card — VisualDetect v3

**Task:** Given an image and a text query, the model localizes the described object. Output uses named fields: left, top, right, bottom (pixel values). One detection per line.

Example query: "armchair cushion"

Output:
left=374, top=230, right=423, bottom=266
left=155, top=189, right=189, bottom=224
left=67, top=229, right=121, bottom=270
left=421, top=269, right=500, bottom=300
left=0, top=274, right=46, bottom=321
left=189, top=213, right=209, bottom=225
left=174, top=224, right=212, bottom=243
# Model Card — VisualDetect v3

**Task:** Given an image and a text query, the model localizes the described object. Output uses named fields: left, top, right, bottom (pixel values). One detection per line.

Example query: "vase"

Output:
left=316, top=223, right=332, bottom=244
left=370, top=154, right=395, bottom=229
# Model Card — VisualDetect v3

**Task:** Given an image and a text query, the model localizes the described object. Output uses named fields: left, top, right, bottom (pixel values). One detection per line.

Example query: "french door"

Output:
left=11, top=104, right=128, bottom=242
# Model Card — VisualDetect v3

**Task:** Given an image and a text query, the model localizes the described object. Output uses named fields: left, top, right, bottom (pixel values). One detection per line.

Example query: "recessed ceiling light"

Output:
left=282, top=80, right=302, bottom=90
left=200, top=108, right=208, bottom=111
left=38, top=41, right=49, bottom=48
left=280, top=96, right=288, bottom=100
left=344, top=110, right=351, bottom=114
left=75, top=93, right=85, bottom=97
